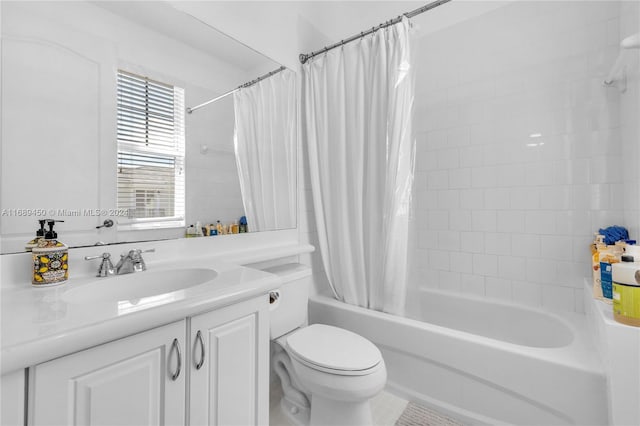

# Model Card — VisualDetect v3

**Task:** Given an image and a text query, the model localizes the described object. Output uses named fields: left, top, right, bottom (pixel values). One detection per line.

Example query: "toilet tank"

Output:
left=262, top=263, right=312, bottom=339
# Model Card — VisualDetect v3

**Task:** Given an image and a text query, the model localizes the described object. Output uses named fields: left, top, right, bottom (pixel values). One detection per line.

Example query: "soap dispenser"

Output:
left=25, top=219, right=47, bottom=251
left=31, top=220, right=69, bottom=286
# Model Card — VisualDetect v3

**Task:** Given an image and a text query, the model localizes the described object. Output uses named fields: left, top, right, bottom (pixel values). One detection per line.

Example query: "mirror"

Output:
left=0, top=0, right=297, bottom=254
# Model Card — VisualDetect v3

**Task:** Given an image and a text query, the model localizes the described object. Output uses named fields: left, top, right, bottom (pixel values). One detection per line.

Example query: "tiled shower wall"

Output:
left=412, top=1, right=631, bottom=313
left=621, top=1, right=640, bottom=239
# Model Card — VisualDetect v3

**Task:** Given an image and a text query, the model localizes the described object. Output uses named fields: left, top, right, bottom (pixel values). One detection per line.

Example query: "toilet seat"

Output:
left=286, top=324, right=382, bottom=376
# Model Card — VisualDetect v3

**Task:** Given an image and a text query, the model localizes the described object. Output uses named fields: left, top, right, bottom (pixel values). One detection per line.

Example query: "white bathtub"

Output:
left=309, top=289, right=608, bottom=425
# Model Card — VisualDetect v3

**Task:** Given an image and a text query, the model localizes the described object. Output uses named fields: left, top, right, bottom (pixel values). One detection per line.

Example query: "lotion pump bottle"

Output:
left=25, top=219, right=47, bottom=251
left=32, top=220, right=68, bottom=286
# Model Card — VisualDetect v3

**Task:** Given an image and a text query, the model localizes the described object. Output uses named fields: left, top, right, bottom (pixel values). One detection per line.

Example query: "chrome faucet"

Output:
left=84, top=252, right=115, bottom=277
left=115, top=248, right=155, bottom=275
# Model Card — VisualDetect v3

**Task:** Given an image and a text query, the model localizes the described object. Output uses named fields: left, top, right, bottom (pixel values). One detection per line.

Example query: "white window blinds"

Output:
left=116, top=70, right=185, bottom=226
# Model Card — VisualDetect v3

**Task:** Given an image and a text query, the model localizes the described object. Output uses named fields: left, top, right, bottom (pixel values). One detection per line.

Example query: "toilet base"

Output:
left=280, top=396, right=310, bottom=426
left=309, top=394, right=373, bottom=426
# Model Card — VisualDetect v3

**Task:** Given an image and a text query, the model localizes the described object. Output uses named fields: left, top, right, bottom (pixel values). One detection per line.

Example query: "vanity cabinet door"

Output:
left=2, top=370, right=25, bottom=426
left=30, top=320, right=186, bottom=426
left=189, top=296, right=269, bottom=426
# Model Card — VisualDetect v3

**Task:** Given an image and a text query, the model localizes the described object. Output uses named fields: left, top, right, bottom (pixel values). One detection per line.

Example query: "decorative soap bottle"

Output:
left=25, top=219, right=47, bottom=251
left=31, top=220, right=68, bottom=286
left=239, top=216, right=248, bottom=233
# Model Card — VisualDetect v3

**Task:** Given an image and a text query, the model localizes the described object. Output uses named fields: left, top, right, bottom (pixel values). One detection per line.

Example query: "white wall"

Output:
left=412, top=1, right=632, bottom=313
left=172, top=1, right=639, bottom=307
left=1, top=1, right=249, bottom=251
left=168, top=1, right=334, bottom=295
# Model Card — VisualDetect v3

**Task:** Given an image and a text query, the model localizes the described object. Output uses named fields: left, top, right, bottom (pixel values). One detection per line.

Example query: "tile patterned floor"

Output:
left=269, top=380, right=466, bottom=426
left=394, top=402, right=464, bottom=426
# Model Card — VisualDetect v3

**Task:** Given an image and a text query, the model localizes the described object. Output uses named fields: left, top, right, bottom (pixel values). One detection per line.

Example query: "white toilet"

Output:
left=265, top=263, right=387, bottom=426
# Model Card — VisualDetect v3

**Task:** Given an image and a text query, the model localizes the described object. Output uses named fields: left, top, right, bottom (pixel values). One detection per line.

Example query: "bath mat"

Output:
left=394, top=402, right=463, bottom=426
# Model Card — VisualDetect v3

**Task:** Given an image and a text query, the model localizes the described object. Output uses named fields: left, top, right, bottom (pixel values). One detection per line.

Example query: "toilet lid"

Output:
left=286, top=324, right=382, bottom=373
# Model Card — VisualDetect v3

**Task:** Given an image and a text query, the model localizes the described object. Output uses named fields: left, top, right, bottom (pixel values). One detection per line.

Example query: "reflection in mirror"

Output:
left=0, top=0, right=297, bottom=254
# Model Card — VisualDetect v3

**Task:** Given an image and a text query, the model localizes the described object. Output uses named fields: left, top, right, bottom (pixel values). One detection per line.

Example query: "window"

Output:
left=116, top=70, right=185, bottom=228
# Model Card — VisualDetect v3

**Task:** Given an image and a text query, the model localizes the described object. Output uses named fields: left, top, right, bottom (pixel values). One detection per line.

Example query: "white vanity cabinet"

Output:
left=26, top=295, right=269, bottom=426
left=29, top=320, right=187, bottom=426
left=2, top=370, right=26, bottom=426
left=188, top=296, right=269, bottom=426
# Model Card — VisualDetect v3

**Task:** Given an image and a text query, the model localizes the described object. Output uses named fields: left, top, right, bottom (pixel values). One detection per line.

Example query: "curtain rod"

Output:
left=299, top=0, right=452, bottom=64
left=187, top=65, right=286, bottom=114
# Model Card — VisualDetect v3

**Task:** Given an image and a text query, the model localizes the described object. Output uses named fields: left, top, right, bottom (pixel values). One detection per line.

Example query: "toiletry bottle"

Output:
left=592, top=234, right=606, bottom=299
left=32, top=220, right=68, bottom=286
left=626, top=244, right=640, bottom=260
left=25, top=219, right=47, bottom=251
left=600, top=245, right=622, bottom=303
left=186, top=225, right=197, bottom=238
left=232, top=221, right=239, bottom=234
left=195, top=221, right=204, bottom=237
left=612, top=255, right=640, bottom=327
left=239, top=216, right=247, bottom=233
left=209, top=223, right=218, bottom=236
left=216, top=220, right=223, bottom=235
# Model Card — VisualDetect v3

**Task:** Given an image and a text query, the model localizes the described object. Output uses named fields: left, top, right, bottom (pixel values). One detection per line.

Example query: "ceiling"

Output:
left=92, top=1, right=276, bottom=72
left=293, top=0, right=516, bottom=42
left=92, top=0, right=517, bottom=72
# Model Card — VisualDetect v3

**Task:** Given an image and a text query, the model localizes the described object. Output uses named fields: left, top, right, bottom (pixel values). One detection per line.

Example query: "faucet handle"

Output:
left=84, top=252, right=115, bottom=277
left=84, top=253, right=107, bottom=261
left=126, top=248, right=155, bottom=256
left=137, top=248, right=155, bottom=271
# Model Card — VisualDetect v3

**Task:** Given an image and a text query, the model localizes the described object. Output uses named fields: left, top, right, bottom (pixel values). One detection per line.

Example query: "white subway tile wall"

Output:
left=413, top=1, right=638, bottom=313
left=621, top=2, right=640, bottom=239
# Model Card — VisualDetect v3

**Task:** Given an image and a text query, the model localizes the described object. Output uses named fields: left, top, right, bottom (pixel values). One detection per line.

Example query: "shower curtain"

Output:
left=303, top=18, right=415, bottom=315
left=233, top=69, right=296, bottom=232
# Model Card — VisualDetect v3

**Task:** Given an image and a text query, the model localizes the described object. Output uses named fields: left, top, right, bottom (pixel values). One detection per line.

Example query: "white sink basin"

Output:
left=63, top=268, right=218, bottom=303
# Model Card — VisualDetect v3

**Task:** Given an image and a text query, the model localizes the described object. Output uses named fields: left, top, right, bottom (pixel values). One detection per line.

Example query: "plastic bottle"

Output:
left=32, top=220, right=68, bottom=286
left=612, top=255, right=640, bottom=326
left=216, top=220, right=223, bottom=235
left=600, top=246, right=622, bottom=303
left=592, top=234, right=607, bottom=299
left=25, top=219, right=47, bottom=251
left=625, top=243, right=640, bottom=259
left=186, top=225, right=197, bottom=238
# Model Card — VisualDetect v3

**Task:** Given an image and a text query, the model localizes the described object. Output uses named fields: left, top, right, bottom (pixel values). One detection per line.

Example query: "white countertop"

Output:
left=0, top=239, right=317, bottom=375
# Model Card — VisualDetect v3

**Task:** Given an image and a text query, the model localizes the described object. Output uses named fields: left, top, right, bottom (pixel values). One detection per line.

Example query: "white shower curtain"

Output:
left=234, top=69, right=297, bottom=232
left=304, top=18, right=415, bottom=315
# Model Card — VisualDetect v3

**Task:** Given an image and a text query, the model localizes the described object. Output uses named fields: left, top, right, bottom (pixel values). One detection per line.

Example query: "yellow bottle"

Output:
left=592, top=235, right=606, bottom=299
left=612, top=257, right=640, bottom=327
